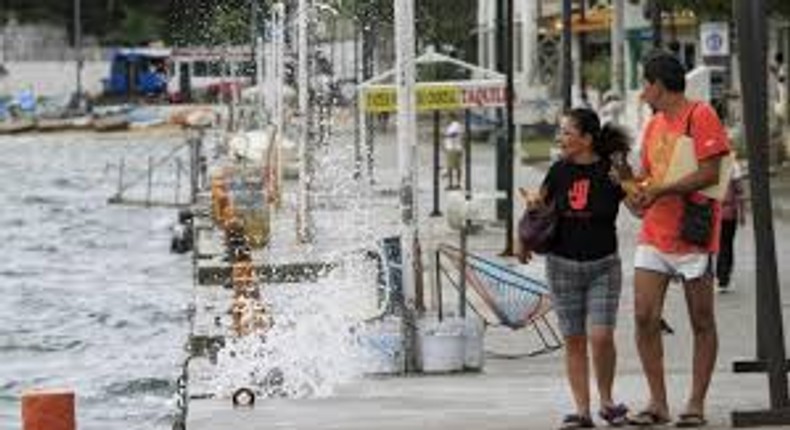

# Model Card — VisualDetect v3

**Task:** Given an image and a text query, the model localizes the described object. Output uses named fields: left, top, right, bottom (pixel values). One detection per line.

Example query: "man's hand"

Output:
left=634, top=183, right=665, bottom=209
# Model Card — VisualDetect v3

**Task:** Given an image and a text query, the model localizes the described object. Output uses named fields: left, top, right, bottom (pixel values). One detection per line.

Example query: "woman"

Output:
left=521, top=108, right=631, bottom=429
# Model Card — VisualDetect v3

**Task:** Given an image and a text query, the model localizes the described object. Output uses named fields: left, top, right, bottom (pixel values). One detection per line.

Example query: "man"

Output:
left=443, top=116, right=463, bottom=190
left=629, top=51, right=730, bottom=427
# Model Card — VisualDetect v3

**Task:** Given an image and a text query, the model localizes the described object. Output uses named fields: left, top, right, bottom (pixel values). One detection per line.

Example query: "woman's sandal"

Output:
left=675, top=413, right=707, bottom=428
left=599, top=403, right=629, bottom=427
left=627, top=410, right=671, bottom=426
left=559, top=414, right=596, bottom=429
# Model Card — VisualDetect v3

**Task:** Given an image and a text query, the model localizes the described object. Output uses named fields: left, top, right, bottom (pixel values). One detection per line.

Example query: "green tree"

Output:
left=104, top=6, right=164, bottom=45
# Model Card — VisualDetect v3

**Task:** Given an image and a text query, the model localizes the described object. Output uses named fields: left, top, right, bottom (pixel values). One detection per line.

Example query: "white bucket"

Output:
left=418, top=317, right=465, bottom=373
left=359, top=317, right=403, bottom=375
left=463, top=316, right=485, bottom=371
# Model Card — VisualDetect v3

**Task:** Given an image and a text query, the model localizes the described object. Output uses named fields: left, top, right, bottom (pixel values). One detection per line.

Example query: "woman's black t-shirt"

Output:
left=542, top=159, right=625, bottom=261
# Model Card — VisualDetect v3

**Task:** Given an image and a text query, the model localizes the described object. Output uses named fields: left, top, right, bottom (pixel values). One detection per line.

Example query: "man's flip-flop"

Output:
left=627, top=410, right=671, bottom=426
left=675, top=413, right=707, bottom=428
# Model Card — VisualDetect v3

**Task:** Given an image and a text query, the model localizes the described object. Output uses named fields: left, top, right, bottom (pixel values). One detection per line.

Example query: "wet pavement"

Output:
left=188, top=127, right=790, bottom=429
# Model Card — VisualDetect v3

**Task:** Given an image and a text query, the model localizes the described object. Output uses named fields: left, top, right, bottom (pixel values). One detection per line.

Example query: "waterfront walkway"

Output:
left=188, top=128, right=790, bottom=429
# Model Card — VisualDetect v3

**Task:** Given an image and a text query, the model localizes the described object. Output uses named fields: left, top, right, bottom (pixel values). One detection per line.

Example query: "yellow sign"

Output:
left=416, top=86, right=462, bottom=111
left=363, top=89, right=397, bottom=113
left=363, top=85, right=495, bottom=113
left=362, top=83, right=506, bottom=112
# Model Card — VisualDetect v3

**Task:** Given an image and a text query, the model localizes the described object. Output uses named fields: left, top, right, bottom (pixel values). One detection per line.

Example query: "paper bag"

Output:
left=662, top=135, right=733, bottom=201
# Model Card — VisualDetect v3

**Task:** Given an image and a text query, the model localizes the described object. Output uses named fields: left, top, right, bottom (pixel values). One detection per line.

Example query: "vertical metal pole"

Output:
left=465, top=109, right=472, bottom=212
left=611, top=0, right=625, bottom=104
left=147, top=156, right=153, bottom=207
left=250, top=0, right=259, bottom=86
left=650, top=0, right=663, bottom=48
left=503, top=0, right=515, bottom=255
left=176, top=158, right=182, bottom=205
left=495, top=0, right=506, bottom=223
left=361, top=17, right=377, bottom=185
left=561, top=0, right=572, bottom=109
left=353, top=18, right=362, bottom=179
left=435, top=251, right=443, bottom=321
left=117, top=157, right=125, bottom=200
left=736, top=0, right=789, bottom=409
left=74, top=0, right=83, bottom=106
left=297, top=0, right=314, bottom=243
left=273, top=3, right=285, bottom=134
left=189, top=133, right=199, bottom=204
left=785, top=26, right=790, bottom=124
left=459, top=109, right=472, bottom=318
left=579, top=0, right=587, bottom=102
left=431, top=110, right=442, bottom=216
left=394, top=0, right=418, bottom=373
left=366, top=113, right=375, bottom=184
left=522, top=0, right=539, bottom=86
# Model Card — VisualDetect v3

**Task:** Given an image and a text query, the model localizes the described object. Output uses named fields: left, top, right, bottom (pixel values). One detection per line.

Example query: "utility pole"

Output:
left=394, top=0, right=419, bottom=373
left=297, top=0, right=315, bottom=243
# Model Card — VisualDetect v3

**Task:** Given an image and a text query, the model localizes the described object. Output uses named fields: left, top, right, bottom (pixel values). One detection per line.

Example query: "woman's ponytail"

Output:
left=594, top=123, right=631, bottom=158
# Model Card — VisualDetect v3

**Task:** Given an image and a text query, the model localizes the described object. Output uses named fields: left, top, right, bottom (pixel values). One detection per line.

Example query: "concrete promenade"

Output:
left=188, top=128, right=790, bottom=429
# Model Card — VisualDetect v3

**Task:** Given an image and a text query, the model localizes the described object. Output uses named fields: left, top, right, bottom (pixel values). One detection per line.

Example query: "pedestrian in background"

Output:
left=521, top=107, right=631, bottom=429
left=716, top=157, right=746, bottom=293
left=444, top=115, right=463, bottom=190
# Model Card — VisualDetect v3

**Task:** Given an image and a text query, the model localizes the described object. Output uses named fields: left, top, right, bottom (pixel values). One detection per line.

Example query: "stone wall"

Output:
left=1, top=61, right=110, bottom=97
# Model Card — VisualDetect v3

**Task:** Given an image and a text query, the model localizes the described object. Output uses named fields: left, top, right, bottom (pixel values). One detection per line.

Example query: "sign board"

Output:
left=700, top=22, right=729, bottom=57
left=361, top=80, right=506, bottom=113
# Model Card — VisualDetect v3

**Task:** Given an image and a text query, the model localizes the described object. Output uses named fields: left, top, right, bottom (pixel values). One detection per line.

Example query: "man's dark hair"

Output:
left=643, top=50, right=686, bottom=93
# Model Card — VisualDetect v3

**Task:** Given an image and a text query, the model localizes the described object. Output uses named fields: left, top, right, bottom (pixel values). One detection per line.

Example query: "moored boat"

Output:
left=0, top=118, right=36, bottom=134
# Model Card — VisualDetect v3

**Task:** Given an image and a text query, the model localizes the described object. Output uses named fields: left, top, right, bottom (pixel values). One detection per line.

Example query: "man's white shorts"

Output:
left=634, top=245, right=713, bottom=281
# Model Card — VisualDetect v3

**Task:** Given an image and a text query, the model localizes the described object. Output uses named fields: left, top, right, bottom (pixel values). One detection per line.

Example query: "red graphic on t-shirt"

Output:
left=569, top=179, right=590, bottom=210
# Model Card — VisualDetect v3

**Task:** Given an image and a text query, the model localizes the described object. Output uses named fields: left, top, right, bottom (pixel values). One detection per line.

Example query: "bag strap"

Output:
left=684, top=102, right=700, bottom=137
left=683, top=102, right=713, bottom=203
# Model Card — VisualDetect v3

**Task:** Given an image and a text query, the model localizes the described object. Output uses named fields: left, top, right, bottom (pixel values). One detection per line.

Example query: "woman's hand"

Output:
left=516, top=241, right=533, bottom=264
